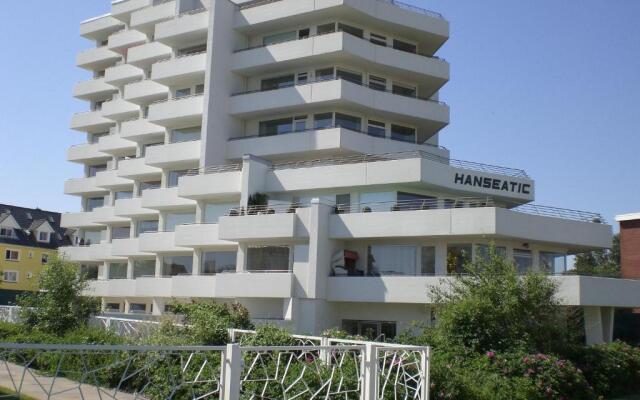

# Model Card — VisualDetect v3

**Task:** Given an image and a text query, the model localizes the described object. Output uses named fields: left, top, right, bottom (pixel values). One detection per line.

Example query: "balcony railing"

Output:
left=235, top=0, right=445, bottom=20
left=187, top=163, right=242, bottom=176
left=513, top=204, right=605, bottom=223
left=231, top=76, right=447, bottom=105
left=234, top=30, right=446, bottom=62
left=225, top=203, right=310, bottom=216
left=228, top=124, right=447, bottom=150
left=151, top=93, right=204, bottom=104
left=271, top=150, right=530, bottom=179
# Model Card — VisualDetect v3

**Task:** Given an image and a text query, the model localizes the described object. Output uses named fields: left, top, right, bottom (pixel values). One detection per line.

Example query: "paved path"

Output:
left=0, top=361, right=141, bottom=400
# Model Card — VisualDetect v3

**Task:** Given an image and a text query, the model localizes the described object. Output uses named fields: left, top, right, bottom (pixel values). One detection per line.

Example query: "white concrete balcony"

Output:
left=73, top=78, right=118, bottom=101
left=64, top=177, right=107, bottom=197
left=76, top=46, right=121, bottom=71
left=329, top=206, right=612, bottom=251
left=92, top=206, right=130, bottom=224
left=139, top=231, right=190, bottom=253
left=117, top=157, right=162, bottom=180
left=70, top=111, right=114, bottom=133
left=145, top=140, right=201, bottom=169
left=95, top=169, right=133, bottom=190
left=120, top=118, right=166, bottom=142
left=235, top=0, right=448, bottom=54
left=127, top=42, right=172, bottom=69
left=229, top=79, right=449, bottom=136
left=174, top=224, right=235, bottom=248
left=178, top=168, right=242, bottom=200
left=154, top=9, right=209, bottom=48
left=104, top=64, right=144, bottom=86
left=80, top=15, right=124, bottom=41
left=147, top=95, right=204, bottom=128
left=97, top=134, right=137, bottom=155
left=111, top=238, right=150, bottom=257
left=87, top=279, right=137, bottom=298
left=137, top=277, right=173, bottom=297
left=227, top=127, right=449, bottom=161
left=101, top=99, right=140, bottom=121
left=233, top=32, right=449, bottom=95
left=108, top=29, right=148, bottom=54
left=216, top=272, right=294, bottom=299
left=67, top=143, right=110, bottom=163
left=218, top=207, right=310, bottom=242
left=131, top=0, right=177, bottom=34
left=141, top=187, right=196, bottom=210
left=124, top=79, right=169, bottom=105
left=111, top=0, right=153, bottom=23
left=60, top=243, right=123, bottom=263
left=151, top=52, right=206, bottom=87
left=114, top=197, right=158, bottom=218
left=171, top=275, right=215, bottom=297
left=61, top=212, right=101, bottom=229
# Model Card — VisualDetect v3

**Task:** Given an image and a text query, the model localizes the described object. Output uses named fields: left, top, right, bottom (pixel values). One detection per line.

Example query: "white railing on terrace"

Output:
left=187, top=163, right=242, bottom=175
left=225, top=203, right=310, bottom=216
left=151, top=92, right=204, bottom=104
left=514, top=204, right=605, bottom=223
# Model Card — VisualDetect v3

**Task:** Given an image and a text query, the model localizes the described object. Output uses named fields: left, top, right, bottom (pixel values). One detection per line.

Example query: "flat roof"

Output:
left=616, top=213, right=640, bottom=222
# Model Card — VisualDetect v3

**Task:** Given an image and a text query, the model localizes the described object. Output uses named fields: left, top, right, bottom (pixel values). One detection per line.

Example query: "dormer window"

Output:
left=38, top=232, right=50, bottom=243
left=0, top=228, right=13, bottom=238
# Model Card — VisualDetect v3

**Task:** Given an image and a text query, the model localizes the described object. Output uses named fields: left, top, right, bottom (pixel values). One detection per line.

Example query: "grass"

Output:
left=0, top=387, right=38, bottom=400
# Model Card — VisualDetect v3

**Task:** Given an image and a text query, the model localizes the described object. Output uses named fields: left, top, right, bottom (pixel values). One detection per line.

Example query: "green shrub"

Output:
left=171, top=301, right=254, bottom=345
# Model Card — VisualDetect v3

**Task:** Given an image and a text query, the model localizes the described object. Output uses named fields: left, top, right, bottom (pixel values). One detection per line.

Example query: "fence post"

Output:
left=222, top=343, right=242, bottom=400
left=422, top=347, right=431, bottom=400
left=361, top=343, right=379, bottom=400
left=320, top=337, right=330, bottom=364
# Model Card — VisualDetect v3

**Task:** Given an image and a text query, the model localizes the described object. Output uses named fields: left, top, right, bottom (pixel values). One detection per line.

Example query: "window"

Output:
left=335, top=113, right=361, bottom=132
left=392, top=83, right=417, bottom=98
left=393, top=39, right=417, bottom=54
left=86, top=197, right=104, bottom=212
left=139, top=180, right=161, bottom=194
left=36, top=231, right=49, bottom=242
left=142, top=142, right=163, bottom=157
left=109, top=263, right=128, bottom=279
left=28, top=251, right=33, bottom=259
left=342, top=320, right=396, bottom=340
left=162, top=255, right=193, bottom=276
left=447, top=244, right=472, bottom=274
left=105, top=303, right=121, bottom=312
left=369, top=33, right=387, bottom=46
left=397, top=192, right=437, bottom=210
left=298, top=28, right=310, bottom=39
left=5, top=250, right=19, bottom=261
left=367, top=245, right=417, bottom=276
left=204, top=203, right=237, bottom=224
left=111, top=226, right=131, bottom=240
left=259, top=118, right=293, bottom=136
left=475, top=245, right=507, bottom=261
left=80, top=264, right=99, bottom=280
left=391, top=124, right=416, bottom=143
left=294, top=115, right=307, bottom=131
left=171, top=126, right=201, bottom=143
left=297, top=72, right=308, bottom=84
left=261, top=74, right=295, bottom=91
left=90, top=132, right=109, bottom=144
left=514, top=249, right=533, bottom=274
left=175, top=88, right=191, bottom=98
left=540, top=252, right=567, bottom=275
left=195, top=84, right=205, bottom=95
left=368, top=75, right=387, bottom=91
left=338, top=23, right=364, bottom=38
left=129, top=303, right=147, bottom=314
left=263, top=31, right=297, bottom=46
left=137, top=220, right=159, bottom=235
left=178, top=0, right=204, bottom=13
left=336, top=68, right=362, bottom=85
left=133, top=259, right=156, bottom=279
left=0, top=228, right=14, bottom=238
left=201, top=251, right=237, bottom=275
left=421, top=247, right=436, bottom=275
left=336, top=194, right=351, bottom=211
left=164, top=212, right=195, bottom=232
left=81, top=230, right=103, bottom=246
left=246, top=246, right=290, bottom=272
left=168, top=170, right=189, bottom=188
left=115, top=191, right=133, bottom=201
left=367, top=120, right=386, bottom=138
left=2, top=271, right=18, bottom=283
left=315, top=67, right=334, bottom=81
left=41, top=254, right=49, bottom=265
left=314, top=113, right=333, bottom=129
left=176, top=43, right=206, bottom=56
left=87, top=164, right=106, bottom=177
left=317, top=23, right=336, bottom=35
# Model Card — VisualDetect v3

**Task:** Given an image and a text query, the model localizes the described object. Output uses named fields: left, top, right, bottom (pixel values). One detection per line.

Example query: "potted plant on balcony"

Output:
left=247, top=193, right=268, bottom=215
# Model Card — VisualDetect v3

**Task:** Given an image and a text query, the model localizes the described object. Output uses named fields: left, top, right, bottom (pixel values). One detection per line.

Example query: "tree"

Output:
left=17, top=256, right=100, bottom=335
left=571, top=234, right=620, bottom=277
left=431, top=246, right=571, bottom=354
left=170, top=301, right=254, bottom=345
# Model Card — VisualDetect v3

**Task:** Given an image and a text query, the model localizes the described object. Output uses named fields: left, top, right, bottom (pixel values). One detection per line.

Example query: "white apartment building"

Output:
left=61, top=0, right=640, bottom=344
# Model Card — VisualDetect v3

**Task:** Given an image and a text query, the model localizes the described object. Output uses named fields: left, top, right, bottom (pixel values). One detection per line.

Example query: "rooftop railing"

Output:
left=513, top=204, right=605, bottom=223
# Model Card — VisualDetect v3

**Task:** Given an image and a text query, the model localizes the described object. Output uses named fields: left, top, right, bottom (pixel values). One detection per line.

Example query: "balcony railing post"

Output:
left=361, top=343, right=379, bottom=400
left=222, top=343, right=242, bottom=400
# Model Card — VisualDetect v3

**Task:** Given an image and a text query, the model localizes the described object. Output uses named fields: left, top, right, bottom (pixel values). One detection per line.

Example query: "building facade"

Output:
left=616, top=213, right=640, bottom=279
left=61, top=0, right=640, bottom=343
left=0, top=205, right=71, bottom=304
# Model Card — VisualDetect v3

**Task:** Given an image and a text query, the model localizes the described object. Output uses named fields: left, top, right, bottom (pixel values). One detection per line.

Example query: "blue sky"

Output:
left=0, top=0, right=638, bottom=228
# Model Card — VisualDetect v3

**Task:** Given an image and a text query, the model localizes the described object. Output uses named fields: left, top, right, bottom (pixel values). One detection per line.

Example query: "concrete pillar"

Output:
left=127, top=259, right=134, bottom=280
left=240, top=155, right=271, bottom=207
left=152, top=298, right=165, bottom=316
left=99, top=262, right=109, bottom=280
left=306, top=199, right=333, bottom=298
left=124, top=299, right=131, bottom=314
left=155, top=255, right=163, bottom=278
left=236, top=244, right=247, bottom=272
left=193, top=250, right=202, bottom=276
left=434, top=242, right=447, bottom=275
left=584, top=306, right=615, bottom=345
